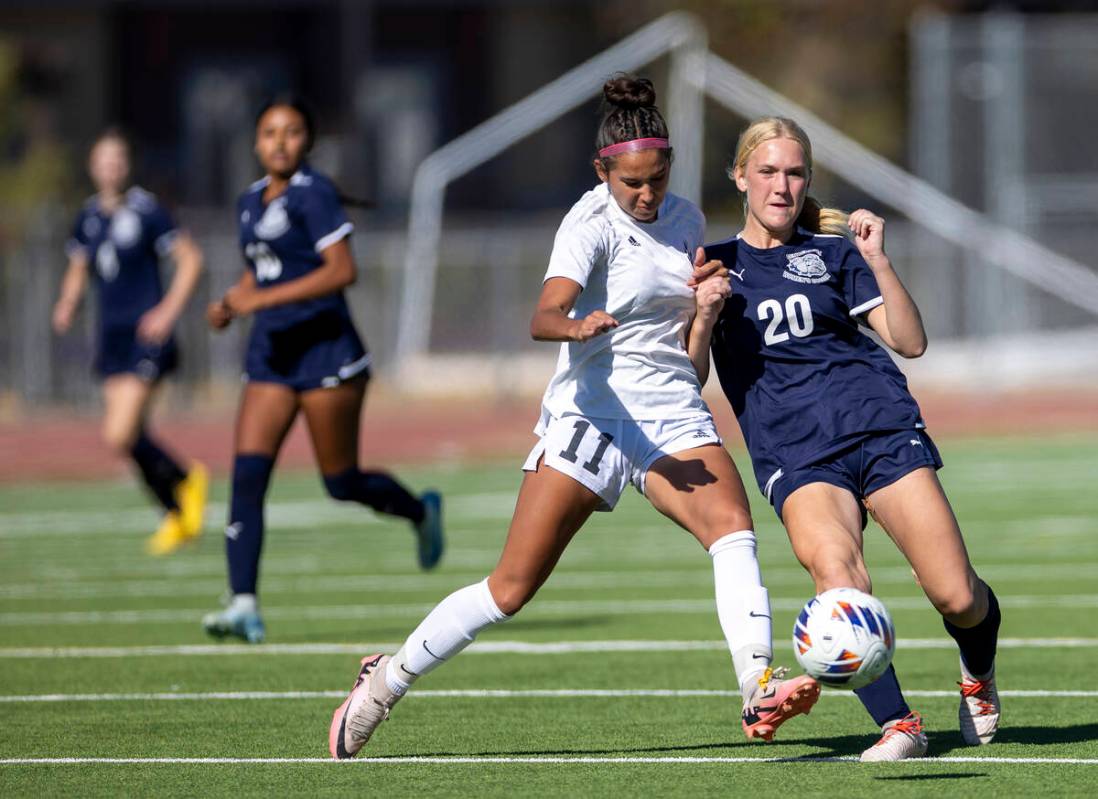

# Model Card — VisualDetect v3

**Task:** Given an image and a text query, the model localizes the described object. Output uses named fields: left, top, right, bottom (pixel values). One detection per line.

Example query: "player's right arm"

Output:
left=206, top=268, right=255, bottom=331
left=530, top=277, right=617, bottom=343
left=52, top=251, right=89, bottom=334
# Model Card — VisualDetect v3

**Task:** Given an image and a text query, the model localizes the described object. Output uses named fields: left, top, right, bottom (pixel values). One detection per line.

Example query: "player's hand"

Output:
left=51, top=300, right=76, bottom=335
left=136, top=303, right=177, bottom=344
left=695, top=273, right=731, bottom=320
left=687, top=247, right=728, bottom=287
left=206, top=299, right=234, bottom=330
left=223, top=283, right=263, bottom=316
left=571, top=310, right=618, bottom=342
left=848, top=209, right=887, bottom=261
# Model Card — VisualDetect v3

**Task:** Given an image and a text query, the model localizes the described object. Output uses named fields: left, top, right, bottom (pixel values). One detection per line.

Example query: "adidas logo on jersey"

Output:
left=627, top=235, right=641, bottom=247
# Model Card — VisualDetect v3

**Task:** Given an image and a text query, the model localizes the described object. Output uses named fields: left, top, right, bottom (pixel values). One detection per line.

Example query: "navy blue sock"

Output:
left=130, top=431, right=186, bottom=512
left=853, top=664, right=911, bottom=727
left=226, top=454, right=275, bottom=595
left=323, top=467, right=425, bottom=523
left=944, top=583, right=1001, bottom=677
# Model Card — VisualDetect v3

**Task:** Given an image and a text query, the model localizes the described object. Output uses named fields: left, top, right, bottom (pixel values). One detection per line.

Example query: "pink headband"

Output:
left=598, top=137, right=670, bottom=158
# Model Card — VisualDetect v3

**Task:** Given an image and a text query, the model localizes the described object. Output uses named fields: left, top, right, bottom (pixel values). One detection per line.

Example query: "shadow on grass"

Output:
left=394, top=723, right=1098, bottom=760
left=873, top=774, right=988, bottom=782
left=387, top=738, right=844, bottom=759
left=989, top=723, right=1098, bottom=747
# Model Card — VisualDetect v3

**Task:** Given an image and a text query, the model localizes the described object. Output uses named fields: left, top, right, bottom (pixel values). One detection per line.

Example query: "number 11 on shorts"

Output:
left=558, top=419, right=614, bottom=475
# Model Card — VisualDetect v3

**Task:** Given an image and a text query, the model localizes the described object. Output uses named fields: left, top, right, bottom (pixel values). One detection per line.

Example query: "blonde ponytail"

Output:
left=797, top=196, right=849, bottom=236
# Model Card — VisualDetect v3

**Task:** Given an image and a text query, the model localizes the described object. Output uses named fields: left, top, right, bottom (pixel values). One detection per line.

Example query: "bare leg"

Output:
left=866, top=468, right=987, bottom=626
left=299, top=378, right=424, bottom=522
left=103, top=374, right=187, bottom=513
left=782, top=481, right=911, bottom=731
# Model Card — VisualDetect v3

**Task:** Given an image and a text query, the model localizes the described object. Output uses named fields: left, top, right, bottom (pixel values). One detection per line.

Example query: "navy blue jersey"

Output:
left=237, top=165, right=354, bottom=332
left=706, top=229, right=925, bottom=500
left=67, top=187, right=177, bottom=331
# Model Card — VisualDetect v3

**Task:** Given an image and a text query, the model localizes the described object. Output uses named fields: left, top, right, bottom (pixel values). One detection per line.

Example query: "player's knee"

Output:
left=488, top=574, right=537, bottom=616
left=929, top=583, right=979, bottom=620
left=710, top=507, right=754, bottom=539
left=103, top=425, right=136, bottom=457
left=322, top=468, right=358, bottom=502
left=809, top=547, right=870, bottom=593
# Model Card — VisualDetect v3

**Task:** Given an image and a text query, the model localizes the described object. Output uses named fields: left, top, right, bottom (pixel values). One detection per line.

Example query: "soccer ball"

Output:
left=793, top=587, right=895, bottom=690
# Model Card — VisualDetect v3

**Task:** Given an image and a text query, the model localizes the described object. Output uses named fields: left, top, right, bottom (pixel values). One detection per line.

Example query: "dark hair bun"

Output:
left=603, top=75, right=657, bottom=110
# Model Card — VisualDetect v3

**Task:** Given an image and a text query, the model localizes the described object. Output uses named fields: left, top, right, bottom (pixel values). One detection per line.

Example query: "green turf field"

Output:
left=1, top=434, right=1096, bottom=797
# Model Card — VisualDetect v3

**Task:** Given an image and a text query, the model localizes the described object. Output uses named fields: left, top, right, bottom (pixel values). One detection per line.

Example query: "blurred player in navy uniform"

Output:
left=327, top=77, right=819, bottom=761
left=52, top=129, right=208, bottom=555
left=693, top=117, right=1002, bottom=761
left=201, top=96, right=443, bottom=644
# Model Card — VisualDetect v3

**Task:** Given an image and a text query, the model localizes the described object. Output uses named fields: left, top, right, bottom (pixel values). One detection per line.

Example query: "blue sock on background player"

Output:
left=226, top=454, right=275, bottom=595
left=854, top=664, right=911, bottom=727
left=323, top=467, right=425, bottom=522
left=943, top=583, right=1001, bottom=677
left=130, top=430, right=186, bottom=512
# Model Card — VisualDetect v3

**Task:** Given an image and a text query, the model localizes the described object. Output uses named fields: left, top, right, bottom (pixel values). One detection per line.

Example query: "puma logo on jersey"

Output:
left=729, top=267, right=746, bottom=282
left=627, top=235, right=641, bottom=247
left=910, top=439, right=923, bottom=447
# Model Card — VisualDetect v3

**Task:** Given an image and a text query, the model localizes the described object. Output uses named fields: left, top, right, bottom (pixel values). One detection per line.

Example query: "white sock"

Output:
left=385, top=578, right=510, bottom=695
left=708, top=531, right=773, bottom=699
left=230, top=594, right=257, bottom=614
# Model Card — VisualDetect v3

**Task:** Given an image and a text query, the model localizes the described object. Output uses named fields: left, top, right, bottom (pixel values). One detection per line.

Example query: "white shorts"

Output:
left=522, top=411, right=722, bottom=511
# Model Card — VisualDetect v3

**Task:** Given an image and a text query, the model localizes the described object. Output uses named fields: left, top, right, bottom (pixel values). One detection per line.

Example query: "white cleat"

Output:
left=959, top=660, right=1000, bottom=745
left=329, top=654, right=402, bottom=759
left=860, top=712, right=928, bottom=762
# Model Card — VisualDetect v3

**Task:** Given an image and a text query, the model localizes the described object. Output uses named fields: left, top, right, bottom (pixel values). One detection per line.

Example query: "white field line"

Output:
left=4, top=595, right=1098, bottom=626
left=1, top=496, right=1093, bottom=539
left=0, top=493, right=518, bottom=539
left=5, top=561, right=1098, bottom=600
left=2, top=688, right=1096, bottom=704
left=2, top=637, right=1097, bottom=659
left=2, top=756, right=1098, bottom=765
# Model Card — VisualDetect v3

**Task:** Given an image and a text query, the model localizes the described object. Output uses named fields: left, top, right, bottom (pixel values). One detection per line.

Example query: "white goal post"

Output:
left=395, top=11, right=1098, bottom=366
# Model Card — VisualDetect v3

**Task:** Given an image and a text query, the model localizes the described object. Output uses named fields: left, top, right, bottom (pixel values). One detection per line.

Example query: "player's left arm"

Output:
left=137, top=232, right=205, bottom=345
left=849, top=209, right=927, bottom=358
left=224, top=238, right=356, bottom=316
left=687, top=249, right=731, bottom=384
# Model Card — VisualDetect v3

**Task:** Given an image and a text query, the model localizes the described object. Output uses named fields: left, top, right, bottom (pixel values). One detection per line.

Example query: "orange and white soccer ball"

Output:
left=793, top=587, right=895, bottom=689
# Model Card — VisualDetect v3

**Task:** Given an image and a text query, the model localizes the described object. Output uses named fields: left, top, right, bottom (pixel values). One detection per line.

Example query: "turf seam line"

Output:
left=3, top=597, right=1098, bottom=626
left=2, top=638, right=1097, bottom=658
left=1, top=689, right=1095, bottom=703
left=2, top=756, right=1097, bottom=765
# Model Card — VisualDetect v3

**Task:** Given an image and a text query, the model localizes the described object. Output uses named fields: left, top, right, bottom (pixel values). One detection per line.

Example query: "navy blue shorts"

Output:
left=244, top=312, right=370, bottom=392
left=769, top=429, right=944, bottom=527
left=95, top=327, right=178, bottom=382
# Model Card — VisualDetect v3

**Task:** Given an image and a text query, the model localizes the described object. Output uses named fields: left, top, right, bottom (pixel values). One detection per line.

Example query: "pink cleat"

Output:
left=741, top=666, right=821, bottom=741
left=329, top=654, right=401, bottom=759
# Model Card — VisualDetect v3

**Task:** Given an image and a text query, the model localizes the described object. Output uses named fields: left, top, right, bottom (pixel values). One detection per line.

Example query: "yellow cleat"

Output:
left=146, top=512, right=188, bottom=555
left=176, top=462, right=209, bottom=542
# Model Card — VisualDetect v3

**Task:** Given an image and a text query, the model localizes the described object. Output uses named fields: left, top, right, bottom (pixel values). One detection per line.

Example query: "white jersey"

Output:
left=540, top=182, right=709, bottom=421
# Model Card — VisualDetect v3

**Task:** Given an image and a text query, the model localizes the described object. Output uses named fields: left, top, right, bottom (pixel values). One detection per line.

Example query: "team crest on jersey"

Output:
left=109, top=208, right=142, bottom=249
left=254, top=197, right=291, bottom=240
left=783, top=249, right=829, bottom=284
